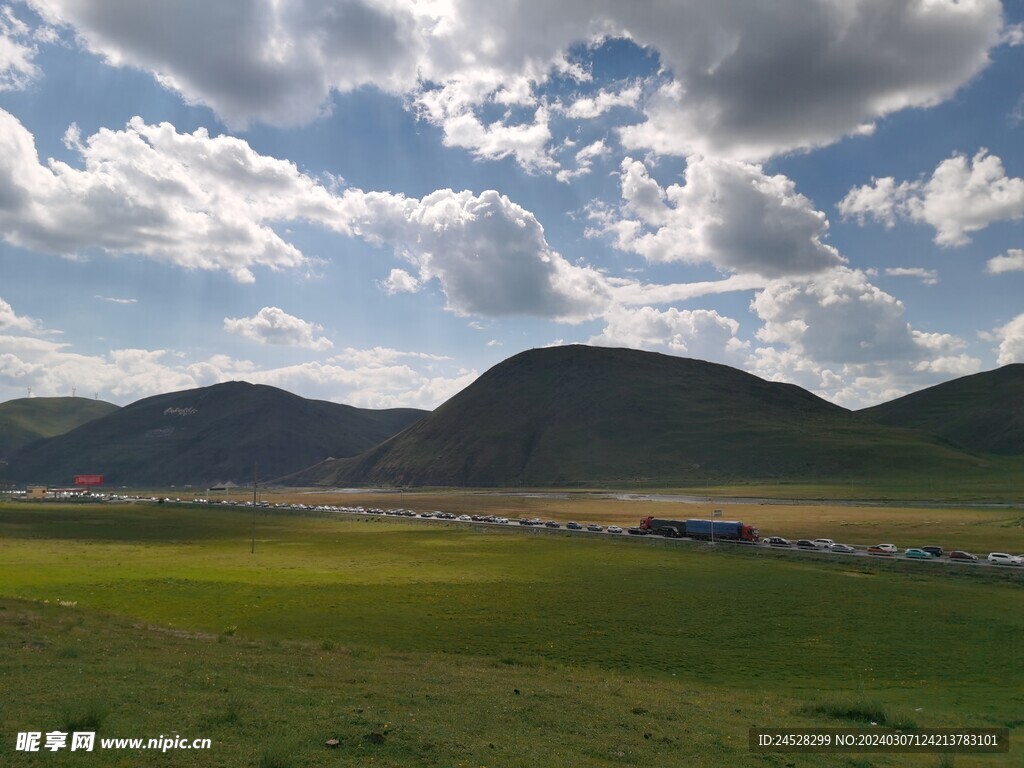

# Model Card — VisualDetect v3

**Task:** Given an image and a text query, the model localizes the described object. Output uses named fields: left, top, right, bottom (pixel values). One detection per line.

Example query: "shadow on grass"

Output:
left=800, top=699, right=918, bottom=730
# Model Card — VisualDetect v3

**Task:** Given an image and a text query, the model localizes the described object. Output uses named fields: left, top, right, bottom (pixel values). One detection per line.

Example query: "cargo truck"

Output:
left=638, top=517, right=760, bottom=542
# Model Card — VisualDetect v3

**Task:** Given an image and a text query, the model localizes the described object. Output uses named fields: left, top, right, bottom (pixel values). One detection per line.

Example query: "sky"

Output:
left=0, top=0, right=1022, bottom=411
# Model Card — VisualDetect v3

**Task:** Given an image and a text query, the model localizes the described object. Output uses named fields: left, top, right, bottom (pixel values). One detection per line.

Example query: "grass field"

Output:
left=2, top=498, right=1023, bottom=766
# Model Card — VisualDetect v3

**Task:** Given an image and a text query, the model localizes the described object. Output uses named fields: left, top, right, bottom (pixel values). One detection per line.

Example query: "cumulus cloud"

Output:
left=0, top=110, right=342, bottom=281
left=415, top=85, right=557, bottom=172
left=224, top=307, right=332, bottom=351
left=1002, top=23, right=1024, bottom=46
left=884, top=267, right=938, bottom=285
left=589, top=305, right=748, bottom=365
left=1, top=112, right=767, bottom=323
left=556, top=138, right=610, bottom=182
left=0, top=325, right=472, bottom=408
left=614, top=1, right=1004, bottom=160
left=563, top=83, right=641, bottom=120
left=992, top=314, right=1024, bottom=365
left=986, top=248, right=1024, bottom=273
left=591, top=156, right=843, bottom=277
left=26, top=0, right=1009, bottom=165
left=344, top=187, right=611, bottom=321
left=0, top=5, right=40, bottom=91
left=747, top=268, right=980, bottom=406
left=380, top=268, right=421, bottom=294
left=0, top=297, right=39, bottom=331
left=839, top=149, right=1024, bottom=246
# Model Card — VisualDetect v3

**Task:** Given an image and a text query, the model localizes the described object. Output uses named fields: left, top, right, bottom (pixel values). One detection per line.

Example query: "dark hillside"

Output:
left=859, top=364, right=1024, bottom=455
left=288, top=345, right=995, bottom=488
left=0, top=397, right=119, bottom=458
left=1, top=382, right=426, bottom=486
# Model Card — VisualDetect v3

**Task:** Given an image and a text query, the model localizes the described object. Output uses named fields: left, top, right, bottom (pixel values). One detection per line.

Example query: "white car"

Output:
left=812, top=538, right=834, bottom=549
left=874, top=543, right=899, bottom=554
left=987, top=552, right=1022, bottom=566
left=456, top=514, right=472, bottom=522
left=607, top=526, right=624, bottom=534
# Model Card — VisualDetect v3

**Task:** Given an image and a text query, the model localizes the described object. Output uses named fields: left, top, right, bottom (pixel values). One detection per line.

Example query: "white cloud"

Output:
left=0, top=333, right=197, bottom=401
left=94, top=295, right=137, bottom=304
left=589, top=305, right=748, bottom=365
left=345, top=187, right=611, bottom=321
left=0, top=297, right=39, bottom=331
left=0, top=5, right=39, bottom=91
left=992, top=314, right=1024, bottom=365
left=556, top=138, right=610, bottom=182
left=839, top=149, right=1024, bottom=246
left=747, top=268, right=981, bottom=407
left=1002, top=23, right=1024, bottom=46
left=0, top=325, right=471, bottom=408
left=884, top=267, right=938, bottom=285
left=415, top=84, right=557, bottom=173
left=591, top=156, right=843, bottom=277
left=563, top=83, right=641, bottom=119
left=223, top=307, right=332, bottom=351
left=1, top=112, right=765, bottom=323
left=381, top=268, right=421, bottom=294
left=26, top=0, right=1008, bottom=164
left=986, top=248, right=1024, bottom=273
left=0, top=110, right=343, bottom=281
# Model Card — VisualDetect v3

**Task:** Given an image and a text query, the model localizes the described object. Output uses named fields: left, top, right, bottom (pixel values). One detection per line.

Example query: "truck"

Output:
left=638, top=517, right=760, bottom=542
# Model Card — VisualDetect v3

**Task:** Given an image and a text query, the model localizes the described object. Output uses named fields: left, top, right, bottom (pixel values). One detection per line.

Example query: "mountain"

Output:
left=0, top=397, right=120, bottom=459
left=1, top=382, right=426, bottom=486
left=286, top=345, right=1002, bottom=488
left=858, top=364, right=1024, bottom=455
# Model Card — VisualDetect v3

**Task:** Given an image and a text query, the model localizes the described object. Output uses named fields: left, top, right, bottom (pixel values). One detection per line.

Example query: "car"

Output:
left=518, top=518, right=533, bottom=526
left=456, top=514, right=472, bottom=522
left=875, top=543, right=898, bottom=553
left=829, top=543, right=856, bottom=554
left=627, top=527, right=649, bottom=535
left=566, top=522, right=583, bottom=530
left=948, top=550, right=979, bottom=562
left=544, top=520, right=560, bottom=528
left=607, top=526, right=623, bottom=534
left=796, top=539, right=817, bottom=549
left=763, top=536, right=791, bottom=547
left=812, top=538, right=834, bottom=549
left=987, top=552, right=1022, bottom=566
left=920, top=546, right=944, bottom=558
left=904, top=548, right=932, bottom=559
left=867, top=545, right=896, bottom=556
left=586, top=524, right=603, bottom=532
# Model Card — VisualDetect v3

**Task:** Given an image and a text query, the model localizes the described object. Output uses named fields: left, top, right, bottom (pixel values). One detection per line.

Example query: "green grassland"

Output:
left=2, top=500, right=1023, bottom=767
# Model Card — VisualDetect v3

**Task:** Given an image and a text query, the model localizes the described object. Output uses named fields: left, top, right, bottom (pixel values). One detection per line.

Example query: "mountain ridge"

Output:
left=1, top=381, right=426, bottom=486
left=284, top=345, right=1011, bottom=488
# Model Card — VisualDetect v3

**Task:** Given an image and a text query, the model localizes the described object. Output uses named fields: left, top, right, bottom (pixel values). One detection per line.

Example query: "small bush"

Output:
left=59, top=700, right=109, bottom=732
left=258, top=742, right=294, bottom=768
left=801, top=699, right=917, bottom=730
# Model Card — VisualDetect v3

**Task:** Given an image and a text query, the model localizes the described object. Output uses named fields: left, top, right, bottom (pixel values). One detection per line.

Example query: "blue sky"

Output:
left=0, top=0, right=1022, bottom=410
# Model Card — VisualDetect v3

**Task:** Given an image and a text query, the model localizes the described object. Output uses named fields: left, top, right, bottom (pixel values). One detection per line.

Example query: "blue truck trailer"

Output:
left=639, top=517, right=759, bottom=541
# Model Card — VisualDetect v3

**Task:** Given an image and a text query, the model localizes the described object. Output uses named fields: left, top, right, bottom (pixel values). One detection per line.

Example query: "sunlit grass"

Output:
left=2, top=500, right=1022, bottom=766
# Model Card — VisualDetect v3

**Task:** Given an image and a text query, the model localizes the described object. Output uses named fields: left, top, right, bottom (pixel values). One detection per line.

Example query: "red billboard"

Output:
left=74, top=474, right=104, bottom=486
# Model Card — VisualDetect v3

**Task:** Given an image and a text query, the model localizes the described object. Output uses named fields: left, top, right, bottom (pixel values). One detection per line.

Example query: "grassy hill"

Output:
left=859, top=363, right=1024, bottom=455
left=0, top=396, right=119, bottom=459
left=289, top=345, right=1011, bottom=490
left=0, top=382, right=426, bottom=486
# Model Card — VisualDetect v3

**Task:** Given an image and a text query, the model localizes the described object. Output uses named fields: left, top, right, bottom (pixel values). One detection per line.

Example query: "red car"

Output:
left=948, top=550, right=979, bottom=562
